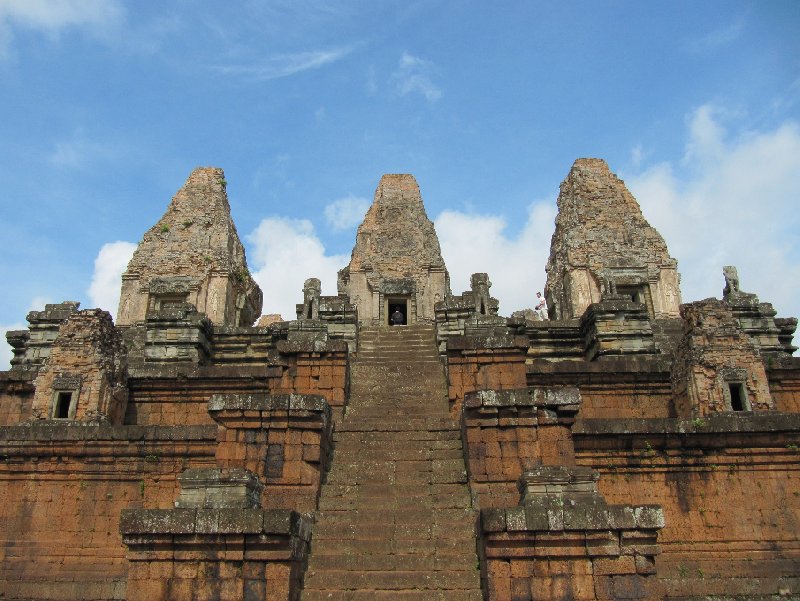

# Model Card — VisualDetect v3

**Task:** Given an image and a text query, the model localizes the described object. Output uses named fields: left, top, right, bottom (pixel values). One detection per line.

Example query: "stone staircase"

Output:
left=301, top=324, right=483, bottom=600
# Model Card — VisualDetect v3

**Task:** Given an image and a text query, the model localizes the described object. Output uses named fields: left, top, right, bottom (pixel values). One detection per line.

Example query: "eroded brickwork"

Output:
left=672, top=298, right=773, bottom=417
left=338, top=174, right=450, bottom=325
left=117, top=167, right=262, bottom=328
left=545, top=158, right=681, bottom=320
left=30, top=309, right=128, bottom=424
left=575, top=416, right=800, bottom=597
left=0, top=424, right=215, bottom=599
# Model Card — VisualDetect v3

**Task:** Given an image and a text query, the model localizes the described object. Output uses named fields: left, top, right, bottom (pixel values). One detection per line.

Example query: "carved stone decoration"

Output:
left=300, top=278, right=322, bottom=320
left=723, top=265, right=740, bottom=298
left=117, top=167, right=262, bottom=327
left=337, top=174, right=450, bottom=324
left=470, top=273, right=492, bottom=315
left=545, top=158, right=681, bottom=320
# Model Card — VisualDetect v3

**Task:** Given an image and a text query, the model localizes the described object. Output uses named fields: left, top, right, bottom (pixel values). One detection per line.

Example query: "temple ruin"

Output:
left=545, top=158, right=681, bottom=320
left=1, top=160, right=798, bottom=601
left=337, top=173, right=450, bottom=325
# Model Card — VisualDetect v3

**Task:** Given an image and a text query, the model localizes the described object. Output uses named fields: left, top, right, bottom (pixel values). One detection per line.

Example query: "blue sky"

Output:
left=1, top=1, right=799, bottom=366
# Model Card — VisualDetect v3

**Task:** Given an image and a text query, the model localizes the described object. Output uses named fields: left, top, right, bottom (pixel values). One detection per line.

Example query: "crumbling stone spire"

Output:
left=338, top=174, right=450, bottom=324
left=117, top=167, right=262, bottom=327
left=544, top=158, right=681, bottom=320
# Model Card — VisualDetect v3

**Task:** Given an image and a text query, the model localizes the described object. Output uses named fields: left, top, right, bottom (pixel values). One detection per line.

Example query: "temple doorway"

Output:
left=387, top=299, right=408, bottom=325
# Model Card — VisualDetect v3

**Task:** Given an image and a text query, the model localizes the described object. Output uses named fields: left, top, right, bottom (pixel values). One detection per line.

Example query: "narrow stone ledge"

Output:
left=464, top=387, right=581, bottom=410
left=0, top=423, right=216, bottom=443
left=573, top=413, right=800, bottom=436
left=446, top=334, right=529, bottom=351
left=120, top=507, right=308, bottom=539
left=208, top=393, right=329, bottom=413
left=276, top=339, right=348, bottom=354
left=481, top=467, right=666, bottom=536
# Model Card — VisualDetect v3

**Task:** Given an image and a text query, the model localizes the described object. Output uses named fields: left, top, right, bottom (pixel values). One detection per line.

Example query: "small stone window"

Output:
left=616, top=284, right=655, bottom=317
left=52, top=390, right=76, bottom=419
left=728, top=382, right=749, bottom=412
left=157, top=295, right=188, bottom=311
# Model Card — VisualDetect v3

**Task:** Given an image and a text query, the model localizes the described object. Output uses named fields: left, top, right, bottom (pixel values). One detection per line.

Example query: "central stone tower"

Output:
left=338, top=174, right=450, bottom=325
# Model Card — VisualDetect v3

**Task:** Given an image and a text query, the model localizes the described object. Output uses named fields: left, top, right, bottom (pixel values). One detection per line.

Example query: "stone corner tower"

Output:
left=117, top=167, right=263, bottom=327
left=337, top=174, right=450, bottom=325
left=544, top=158, right=681, bottom=320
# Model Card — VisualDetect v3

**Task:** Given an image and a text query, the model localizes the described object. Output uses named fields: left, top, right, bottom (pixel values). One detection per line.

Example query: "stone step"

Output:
left=311, top=519, right=476, bottom=541
left=314, top=507, right=474, bottom=521
left=317, top=492, right=472, bottom=511
left=301, top=323, right=480, bottom=600
left=329, top=448, right=463, bottom=461
left=324, top=470, right=467, bottom=486
left=358, top=339, right=436, bottom=347
left=333, top=430, right=460, bottom=442
left=342, top=408, right=450, bottom=419
left=306, top=536, right=475, bottom=557
left=307, top=552, right=476, bottom=572
left=357, top=338, right=437, bottom=347
left=334, top=419, right=459, bottom=433
left=317, top=484, right=473, bottom=508
left=302, top=589, right=482, bottom=600
left=303, top=569, right=480, bottom=591
left=331, top=439, right=463, bottom=452
left=325, top=458, right=468, bottom=476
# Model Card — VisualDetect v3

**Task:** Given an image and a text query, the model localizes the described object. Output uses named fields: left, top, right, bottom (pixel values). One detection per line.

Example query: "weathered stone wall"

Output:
left=210, top=393, right=332, bottom=512
left=462, top=388, right=580, bottom=508
left=445, top=334, right=528, bottom=417
left=545, top=158, right=681, bottom=320
left=769, top=366, right=800, bottom=413
left=0, top=372, right=35, bottom=424
left=481, top=466, right=664, bottom=601
left=30, top=309, right=128, bottom=424
left=0, top=424, right=216, bottom=600
left=672, top=298, right=774, bottom=417
left=575, top=415, right=800, bottom=597
left=338, top=174, right=450, bottom=324
left=117, top=167, right=262, bottom=328
left=526, top=358, right=676, bottom=419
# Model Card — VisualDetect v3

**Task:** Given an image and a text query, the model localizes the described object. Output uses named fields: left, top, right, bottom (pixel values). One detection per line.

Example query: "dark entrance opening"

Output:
left=54, top=391, right=73, bottom=419
left=729, top=383, right=747, bottom=411
left=388, top=300, right=407, bottom=325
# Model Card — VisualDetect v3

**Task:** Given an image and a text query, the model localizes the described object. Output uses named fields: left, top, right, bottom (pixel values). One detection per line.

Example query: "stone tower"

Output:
left=544, top=158, right=681, bottom=320
left=338, top=174, right=450, bottom=325
left=117, top=167, right=262, bottom=327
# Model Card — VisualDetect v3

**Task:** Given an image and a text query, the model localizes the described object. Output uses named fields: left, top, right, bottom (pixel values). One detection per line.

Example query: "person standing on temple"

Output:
left=535, top=292, right=547, bottom=319
left=391, top=308, right=404, bottom=325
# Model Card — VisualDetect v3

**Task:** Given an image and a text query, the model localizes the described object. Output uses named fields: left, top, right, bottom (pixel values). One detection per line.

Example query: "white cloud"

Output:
left=247, top=217, right=348, bottom=319
left=211, top=45, right=356, bottom=82
left=392, top=51, right=442, bottom=102
left=630, top=144, right=645, bottom=169
left=48, top=129, right=115, bottom=170
left=626, top=104, right=800, bottom=321
left=324, top=195, right=370, bottom=231
left=684, top=15, right=746, bottom=53
left=435, top=201, right=556, bottom=315
left=87, top=241, right=136, bottom=318
left=0, top=0, right=124, bottom=57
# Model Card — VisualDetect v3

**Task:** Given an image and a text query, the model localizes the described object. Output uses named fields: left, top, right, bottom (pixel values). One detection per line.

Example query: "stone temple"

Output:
left=1, top=159, right=799, bottom=601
